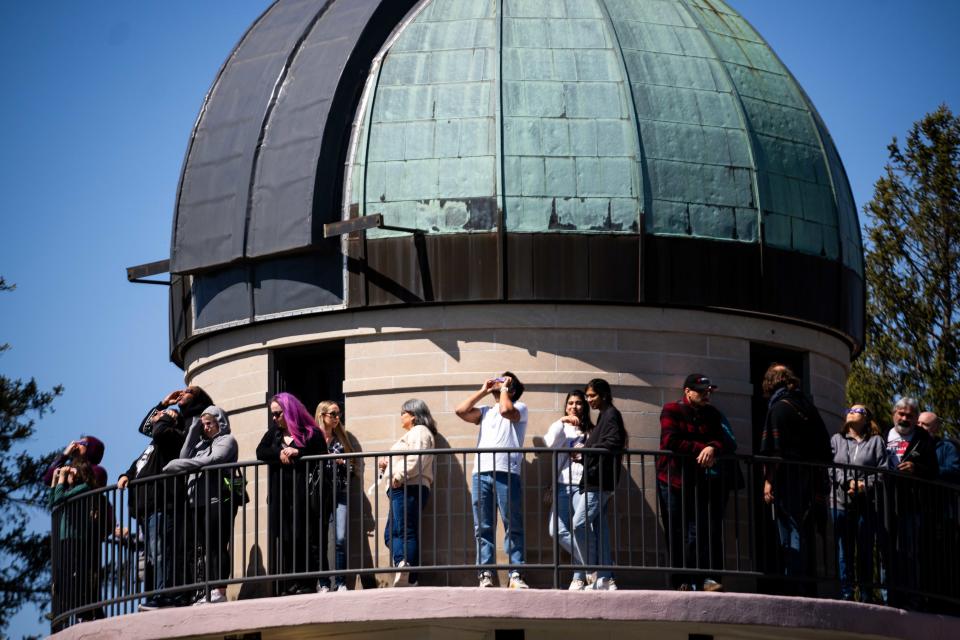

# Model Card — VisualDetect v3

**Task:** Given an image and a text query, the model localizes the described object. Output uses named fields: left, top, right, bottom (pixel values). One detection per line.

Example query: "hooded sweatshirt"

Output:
left=163, top=406, right=238, bottom=473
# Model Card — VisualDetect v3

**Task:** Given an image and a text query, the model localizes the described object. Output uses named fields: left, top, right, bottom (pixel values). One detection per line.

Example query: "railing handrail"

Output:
left=48, top=447, right=960, bottom=631
left=52, top=447, right=958, bottom=509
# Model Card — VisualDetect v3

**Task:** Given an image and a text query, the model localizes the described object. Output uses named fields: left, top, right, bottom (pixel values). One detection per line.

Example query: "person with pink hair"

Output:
left=256, top=392, right=328, bottom=595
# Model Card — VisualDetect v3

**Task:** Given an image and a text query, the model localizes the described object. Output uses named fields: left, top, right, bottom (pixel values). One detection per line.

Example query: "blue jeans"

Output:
left=472, top=472, right=525, bottom=574
left=319, top=493, right=349, bottom=588
left=551, top=484, right=577, bottom=555
left=145, top=511, right=177, bottom=593
left=571, top=489, right=613, bottom=581
left=832, top=506, right=876, bottom=601
left=385, top=484, right=430, bottom=583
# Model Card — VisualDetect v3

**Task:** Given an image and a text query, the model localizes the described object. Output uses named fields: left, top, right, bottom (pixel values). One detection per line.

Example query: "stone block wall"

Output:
left=182, top=303, right=851, bottom=590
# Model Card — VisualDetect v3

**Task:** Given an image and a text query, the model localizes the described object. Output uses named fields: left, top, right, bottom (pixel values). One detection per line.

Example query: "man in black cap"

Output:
left=656, top=374, right=735, bottom=592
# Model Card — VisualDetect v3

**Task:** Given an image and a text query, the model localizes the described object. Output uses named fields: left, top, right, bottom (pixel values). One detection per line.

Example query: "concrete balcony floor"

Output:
left=49, top=587, right=960, bottom=640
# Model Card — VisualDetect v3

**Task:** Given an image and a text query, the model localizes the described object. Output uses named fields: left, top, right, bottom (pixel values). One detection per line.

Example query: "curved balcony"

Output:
left=48, top=449, right=960, bottom=636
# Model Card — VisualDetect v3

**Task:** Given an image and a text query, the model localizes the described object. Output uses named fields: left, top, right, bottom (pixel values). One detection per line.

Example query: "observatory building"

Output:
left=69, top=2, right=960, bottom=640
left=168, top=0, right=862, bottom=466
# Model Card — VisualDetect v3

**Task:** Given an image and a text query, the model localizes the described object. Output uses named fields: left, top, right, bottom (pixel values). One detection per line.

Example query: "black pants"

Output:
left=657, top=477, right=726, bottom=588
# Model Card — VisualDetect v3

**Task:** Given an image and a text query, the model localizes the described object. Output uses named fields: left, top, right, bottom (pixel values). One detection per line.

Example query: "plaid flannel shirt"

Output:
left=656, top=397, right=727, bottom=489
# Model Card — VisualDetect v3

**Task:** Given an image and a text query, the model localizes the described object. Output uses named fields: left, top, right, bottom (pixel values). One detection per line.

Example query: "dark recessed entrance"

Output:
left=272, top=341, right=345, bottom=418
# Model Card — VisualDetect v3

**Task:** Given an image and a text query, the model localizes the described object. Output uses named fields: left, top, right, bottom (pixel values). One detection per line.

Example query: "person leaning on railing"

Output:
left=162, top=405, right=239, bottom=605
left=574, top=378, right=626, bottom=591
left=256, top=392, right=328, bottom=596
left=378, top=399, right=437, bottom=587
left=881, top=397, right=939, bottom=610
left=43, top=435, right=106, bottom=487
left=120, top=386, right=213, bottom=611
left=759, top=364, right=832, bottom=597
left=543, top=389, right=592, bottom=590
left=49, top=457, right=110, bottom=626
left=315, top=400, right=355, bottom=592
left=656, top=374, right=730, bottom=593
left=829, top=404, right=887, bottom=603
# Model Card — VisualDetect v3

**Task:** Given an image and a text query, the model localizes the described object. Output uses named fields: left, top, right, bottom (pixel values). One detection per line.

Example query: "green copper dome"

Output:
left=346, top=0, right=862, bottom=275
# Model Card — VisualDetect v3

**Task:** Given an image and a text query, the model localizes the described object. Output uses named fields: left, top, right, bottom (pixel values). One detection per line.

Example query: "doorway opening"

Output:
left=272, top=341, right=345, bottom=418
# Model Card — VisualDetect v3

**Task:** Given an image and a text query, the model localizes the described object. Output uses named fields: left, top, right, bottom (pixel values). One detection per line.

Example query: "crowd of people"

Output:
left=46, top=365, right=960, bottom=620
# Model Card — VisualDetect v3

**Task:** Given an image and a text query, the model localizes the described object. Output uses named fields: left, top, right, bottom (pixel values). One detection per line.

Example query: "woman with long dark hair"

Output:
left=572, top=378, right=626, bottom=591
left=256, top=392, right=327, bottom=595
left=315, top=400, right=355, bottom=591
left=543, top=389, right=593, bottom=586
left=379, top=398, right=436, bottom=587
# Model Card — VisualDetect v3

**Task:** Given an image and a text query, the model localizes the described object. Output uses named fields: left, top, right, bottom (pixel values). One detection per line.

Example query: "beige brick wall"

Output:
left=181, top=304, right=852, bottom=589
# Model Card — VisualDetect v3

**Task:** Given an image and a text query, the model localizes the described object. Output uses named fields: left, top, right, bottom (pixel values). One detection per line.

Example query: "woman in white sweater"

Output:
left=378, top=399, right=437, bottom=586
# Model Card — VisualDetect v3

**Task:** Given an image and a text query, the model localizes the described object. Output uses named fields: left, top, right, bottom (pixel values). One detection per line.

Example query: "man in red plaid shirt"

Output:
left=656, top=374, right=732, bottom=592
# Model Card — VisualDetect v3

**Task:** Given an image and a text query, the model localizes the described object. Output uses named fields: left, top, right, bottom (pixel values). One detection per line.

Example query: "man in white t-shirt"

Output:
left=456, top=371, right=529, bottom=589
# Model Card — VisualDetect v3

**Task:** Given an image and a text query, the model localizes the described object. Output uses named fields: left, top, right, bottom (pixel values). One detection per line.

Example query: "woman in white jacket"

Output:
left=378, top=399, right=437, bottom=586
left=543, top=390, right=593, bottom=588
left=163, top=406, right=238, bottom=604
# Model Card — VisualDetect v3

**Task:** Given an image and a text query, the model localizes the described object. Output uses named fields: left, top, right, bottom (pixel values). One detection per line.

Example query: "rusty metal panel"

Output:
left=586, top=234, right=639, bottom=302
left=506, top=234, right=591, bottom=300
left=363, top=232, right=500, bottom=306
left=644, top=235, right=761, bottom=310
left=429, top=233, right=500, bottom=301
left=761, top=246, right=842, bottom=330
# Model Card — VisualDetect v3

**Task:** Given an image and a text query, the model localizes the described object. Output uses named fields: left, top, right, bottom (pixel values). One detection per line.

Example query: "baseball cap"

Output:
left=683, top=374, right=717, bottom=392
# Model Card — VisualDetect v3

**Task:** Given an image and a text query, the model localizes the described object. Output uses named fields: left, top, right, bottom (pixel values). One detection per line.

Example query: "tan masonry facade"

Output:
left=180, top=303, right=850, bottom=587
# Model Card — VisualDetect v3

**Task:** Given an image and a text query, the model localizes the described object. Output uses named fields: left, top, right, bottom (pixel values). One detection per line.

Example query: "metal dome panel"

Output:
left=169, top=0, right=865, bottom=363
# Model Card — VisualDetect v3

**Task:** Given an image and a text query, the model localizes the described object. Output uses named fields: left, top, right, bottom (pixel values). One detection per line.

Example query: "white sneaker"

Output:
left=508, top=573, right=529, bottom=589
left=317, top=584, right=331, bottom=593
left=568, top=578, right=586, bottom=591
left=335, top=584, right=349, bottom=592
left=593, top=577, right=618, bottom=591
left=193, top=588, right=227, bottom=605
left=586, top=572, right=597, bottom=586
left=478, top=571, right=495, bottom=588
left=394, top=560, right=411, bottom=587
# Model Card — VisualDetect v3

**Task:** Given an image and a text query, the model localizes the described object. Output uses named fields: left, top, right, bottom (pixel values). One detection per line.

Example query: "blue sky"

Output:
left=1, top=1, right=958, bottom=636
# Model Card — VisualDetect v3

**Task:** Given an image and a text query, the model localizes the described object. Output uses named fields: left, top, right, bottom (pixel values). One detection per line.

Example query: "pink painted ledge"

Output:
left=49, top=588, right=960, bottom=640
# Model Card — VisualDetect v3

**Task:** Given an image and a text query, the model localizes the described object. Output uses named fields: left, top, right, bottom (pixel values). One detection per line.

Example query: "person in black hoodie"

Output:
left=759, top=364, right=832, bottom=596
left=256, top=392, right=328, bottom=596
left=570, top=378, right=626, bottom=591
left=118, top=386, right=212, bottom=610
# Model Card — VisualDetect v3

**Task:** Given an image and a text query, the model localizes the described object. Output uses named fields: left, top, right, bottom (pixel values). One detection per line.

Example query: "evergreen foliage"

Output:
left=0, top=276, right=61, bottom=635
left=848, top=105, right=960, bottom=433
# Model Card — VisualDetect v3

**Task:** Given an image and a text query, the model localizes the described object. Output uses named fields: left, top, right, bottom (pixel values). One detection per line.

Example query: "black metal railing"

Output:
left=49, top=449, right=960, bottom=630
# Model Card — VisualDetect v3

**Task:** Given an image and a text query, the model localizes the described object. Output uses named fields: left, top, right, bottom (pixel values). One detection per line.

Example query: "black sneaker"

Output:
left=139, top=598, right=163, bottom=612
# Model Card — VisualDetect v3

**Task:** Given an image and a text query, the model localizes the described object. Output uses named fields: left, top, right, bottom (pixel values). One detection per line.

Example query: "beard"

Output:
left=894, top=421, right=914, bottom=436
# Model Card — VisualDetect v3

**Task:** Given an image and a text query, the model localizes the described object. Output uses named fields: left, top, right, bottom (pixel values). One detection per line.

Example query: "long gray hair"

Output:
left=402, top=398, right=437, bottom=435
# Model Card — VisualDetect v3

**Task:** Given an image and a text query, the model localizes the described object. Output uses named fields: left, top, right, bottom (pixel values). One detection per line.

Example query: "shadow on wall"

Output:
left=346, top=431, right=378, bottom=589
left=237, top=545, right=268, bottom=600
left=414, top=432, right=472, bottom=586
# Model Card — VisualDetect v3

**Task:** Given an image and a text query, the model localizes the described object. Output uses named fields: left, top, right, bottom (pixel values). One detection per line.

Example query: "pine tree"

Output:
left=0, top=277, right=62, bottom=634
left=847, top=105, right=960, bottom=433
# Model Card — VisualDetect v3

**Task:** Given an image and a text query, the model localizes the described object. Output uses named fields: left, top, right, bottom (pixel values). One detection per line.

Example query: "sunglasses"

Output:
left=846, top=408, right=870, bottom=417
left=270, top=411, right=283, bottom=419
left=323, top=412, right=341, bottom=418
